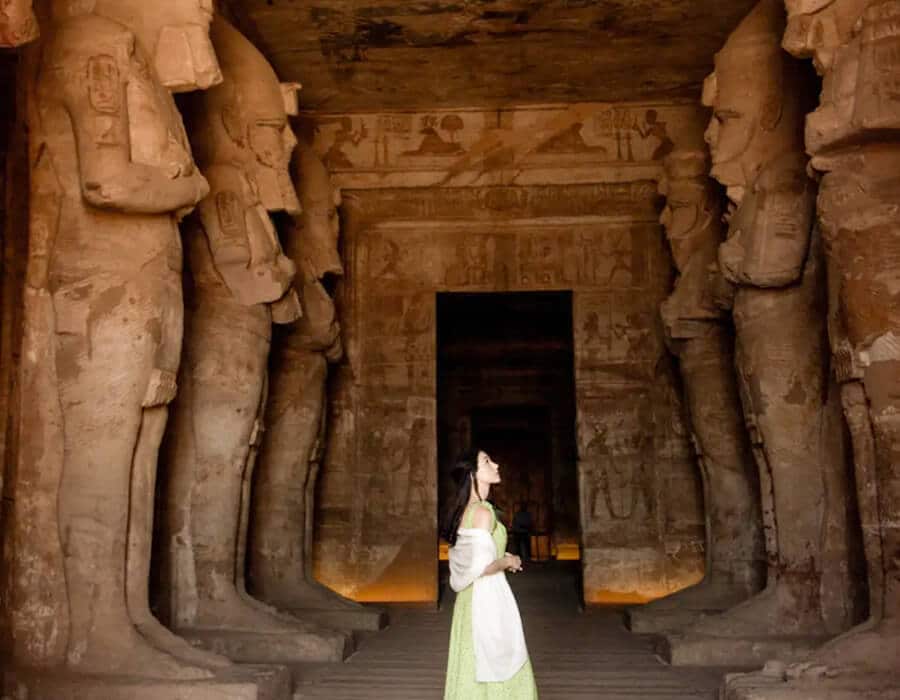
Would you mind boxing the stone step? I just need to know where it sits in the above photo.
[292,563,726,699]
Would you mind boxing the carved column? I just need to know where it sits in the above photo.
[628,150,765,635]
[664,0,862,669]
[160,15,350,665]
[0,2,298,698]
[248,141,386,632]
[726,2,900,695]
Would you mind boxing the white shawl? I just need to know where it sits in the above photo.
[449,527,528,682]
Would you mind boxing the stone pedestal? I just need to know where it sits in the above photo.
[3,664,292,700]
[294,605,388,633]
[722,671,900,700]
[178,628,353,665]
[628,581,754,634]
[659,633,828,668]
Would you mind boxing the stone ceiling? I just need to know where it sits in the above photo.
[229,0,758,112]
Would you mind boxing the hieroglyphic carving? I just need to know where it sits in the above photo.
[346,182,660,222]
[306,103,706,188]
[314,178,700,603]
[579,394,655,535]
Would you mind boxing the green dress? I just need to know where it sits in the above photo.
[444,502,539,699]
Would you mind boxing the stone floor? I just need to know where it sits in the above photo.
[292,562,727,699]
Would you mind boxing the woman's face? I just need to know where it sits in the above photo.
[475,451,501,486]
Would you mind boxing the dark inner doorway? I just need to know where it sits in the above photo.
[436,291,580,563]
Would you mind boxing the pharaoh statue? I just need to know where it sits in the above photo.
[628,150,765,635]
[2,0,248,689]
[664,0,861,668]
[160,15,350,664]
[725,2,900,695]
[0,0,37,45]
[248,141,386,631]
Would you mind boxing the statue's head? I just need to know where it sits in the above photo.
[192,16,301,214]
[86,0,220,92]
[293,142,343,278]
[783,0,868,73]
[658,149,721,272]
[1,0,38,47]
[703,0,808,203]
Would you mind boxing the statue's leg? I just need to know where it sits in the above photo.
[689,279,851,639]
[250,352,325,607]
[790,213,900,674]
[236,370,299,622]
[126,403,231,668]
[179,310,322,636]
[54,278,209,680]
[652,334,763,606]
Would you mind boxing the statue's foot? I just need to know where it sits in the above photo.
[785,619,900,678]
[133,613,232,669]
[638,578,753,614]
[687,585,827,638]
[67,623,213,680]
[192,586,318,635]
[259,579,363,612]
[236,582,303,623]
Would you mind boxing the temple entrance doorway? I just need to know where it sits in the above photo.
[436,291,581,593]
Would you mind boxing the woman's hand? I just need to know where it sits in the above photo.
[503,553,523,573]
[482,552,524,577]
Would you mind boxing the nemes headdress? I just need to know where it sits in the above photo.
[715,0,787,132]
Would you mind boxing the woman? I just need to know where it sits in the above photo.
[443,448,539,699]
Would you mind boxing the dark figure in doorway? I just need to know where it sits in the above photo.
[512,502,534,562]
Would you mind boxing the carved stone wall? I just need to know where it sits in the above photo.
[307,102,707,604]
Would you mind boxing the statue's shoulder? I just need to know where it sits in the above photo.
[50,13,133,51]
[43,13,136,84]
[755,152,812,195]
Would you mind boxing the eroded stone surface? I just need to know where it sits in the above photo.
[228,0,758,111]
[247,140,384,632]
[664,0,863,667]
[3,0,226,685]
[158,14,348,665]
[628,148,765,635]
[0,0,37,46]
[723,0,900,693]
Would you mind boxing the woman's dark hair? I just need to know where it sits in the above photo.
[440,447,483,547]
